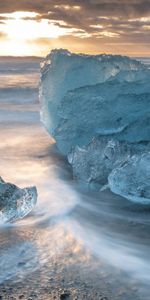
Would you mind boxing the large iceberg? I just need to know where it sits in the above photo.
[0,177,37,223]
[40,49,150,203]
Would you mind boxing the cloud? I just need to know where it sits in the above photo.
[0,0,150,16]
[0,0,150,56]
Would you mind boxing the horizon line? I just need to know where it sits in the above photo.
[0,54,150,59]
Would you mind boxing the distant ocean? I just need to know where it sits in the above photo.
[135,57,150,68]
[0,57,41,124]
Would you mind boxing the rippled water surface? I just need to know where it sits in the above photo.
[0,57,150,300]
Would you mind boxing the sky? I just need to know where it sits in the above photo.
[0,0,150,57]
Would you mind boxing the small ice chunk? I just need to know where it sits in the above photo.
[68,138,133,186]
[68,138,150,189]
[108,153,150,204]
[0,177,37,223]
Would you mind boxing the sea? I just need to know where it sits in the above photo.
[0,56,150,299]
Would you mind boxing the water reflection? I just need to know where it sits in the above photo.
[0,73,40,89]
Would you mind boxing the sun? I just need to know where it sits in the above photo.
[1,11,72,40]
[0,11,75,56]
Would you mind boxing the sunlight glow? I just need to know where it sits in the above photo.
[129,17,150,23]
[90,25,103,29]
[4,19,71,40]
[54,5,81,10]
[101,31,120,37]
[0,11,74,40]
[0,11,78,55]
[0,39,36,56]
[0,11,39,19]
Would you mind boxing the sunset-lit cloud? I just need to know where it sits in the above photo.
[0,0,149,56]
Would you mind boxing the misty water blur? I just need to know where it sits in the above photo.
[0,57,150,299]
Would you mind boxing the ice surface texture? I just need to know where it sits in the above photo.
[0,177,37,223]
[68,138,150,188]
[40,49,150,203]
[108,153,150,204]
[53,80,150,154]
